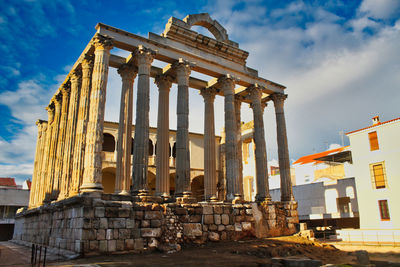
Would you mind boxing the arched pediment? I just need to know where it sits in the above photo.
[183,13,229,42]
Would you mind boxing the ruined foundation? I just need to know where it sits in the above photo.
[13,195,298,255]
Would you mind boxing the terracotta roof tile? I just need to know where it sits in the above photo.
[346,117,400,135]
[0,177,17,187]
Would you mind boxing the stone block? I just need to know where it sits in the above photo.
[195,207,203,215]
[116,239,125,251]
[242,222,252,231]
[221,214,230,225]
[189,215,202,223]
[82,207,94,218]
[125,239,134,250]
[214,214,221,225]
[221,231,227,240]
[218,225,225,231]
[95,207,105,218]
[133,238,144,251]
[141,220,150,227]
[183,223,203,237]
[213,206,223,214]
[97,229,105,240]
[356,250,370,265]
[204,214,214,224]
[99,240,107,252]
[209,224,217,231]
[175,207,188,215]
[118,208,130,218]
[141,228,162,238]
[202,205,213,215]
[203,225,208,231]
[114,229,119,239]
[111,218,126,228]
[234,223,242,232]
[119,229,130,239]
[89,240,99,250]
[134,211,143,219]
[106,229,113,240]
[105,207,118,217]
[235,215,244,222]
[99,218,108,229]
[108,240,116,252]
[208,232,220,241]
[126,219,135,229]
[151,219,162,228]
[148,238,159,248]
[144,211,162,220]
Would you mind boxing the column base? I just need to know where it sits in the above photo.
[209,196,218,202]
[232,194,243,204]
[80,182,103,193]
[256,195,272,203]
[176,191,196,204]
[118,190,130,196]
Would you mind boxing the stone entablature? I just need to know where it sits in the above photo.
[13,195,298,254]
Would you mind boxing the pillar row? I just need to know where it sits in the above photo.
[115,63,137,195]
[200,87,218,201]
[155,74,173,198]
[81,34,113,193]
[132,46,155,196]
[271,93,293,202]
[248,85,271,202]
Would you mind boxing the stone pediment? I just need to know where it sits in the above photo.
[162,13,249,65]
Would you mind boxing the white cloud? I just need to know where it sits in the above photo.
[359,0,400,19]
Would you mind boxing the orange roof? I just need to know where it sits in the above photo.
[26,180,32,190]
[0,177,17,187]
[346,117,400,135]
[293,146,349,165]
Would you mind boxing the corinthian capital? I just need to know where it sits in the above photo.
[81,54,94,70]
[70,68,82,83]
[118,63,137,81]
[172,58,194,83]
[219,74,238,96]
[60,81,71,97]
[270,93,287,108]
[200,87,218,103]
[154,74,173,91]
[247,84,264,101]
[135,45,156,66]
[92,33,113,51]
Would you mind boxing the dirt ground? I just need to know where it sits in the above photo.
[1,237,400,267]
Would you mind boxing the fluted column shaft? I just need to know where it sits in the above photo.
[81,34,113,193]
[41,104,55,203]
[29,120,45,208]
[155,75,173,197]
[271,93,293,202]
[61,71,81,198]
[174,61,191,197]
[54,84,70,200]
[220,76,239,202]
[34,121,47,206]
[70,56,94,197]
[132,46,155,195]
[115,64,137,195]
[38,119,50,206]
[249,86,270,201]
[201,88,217,200]
[46,95,62,201]
[235,98,244,197]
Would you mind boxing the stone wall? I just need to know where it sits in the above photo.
[13,194,298,255]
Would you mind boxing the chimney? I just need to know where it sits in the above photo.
[372,116,380,125]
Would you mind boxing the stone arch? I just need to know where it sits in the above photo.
[102,167,116,194]
[191,175,204,202]
[183,13,229,42]
[102,133,115,152]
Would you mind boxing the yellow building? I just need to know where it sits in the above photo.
[346,116,400,230]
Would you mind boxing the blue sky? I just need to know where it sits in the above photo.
[1,0,399,184]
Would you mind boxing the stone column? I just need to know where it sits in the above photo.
[42,103,55,203]
[81,34,113,193]
[37,120,49,206]
[235,97,244,198]
[174,60,192,198]
[220,75,240,202]
[248,86,271,202]
[200,88,218,201]
[132,46,155,196]
[46,93,62,201]
[70,55,94,196]
[115,64,137,195]
[54,83,70,200]
[60,70,81,198]
[29,120,45,208]
[155,74,173,199]
[271,93,293,202]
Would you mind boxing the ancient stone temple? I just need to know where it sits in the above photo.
[13,13,298,254]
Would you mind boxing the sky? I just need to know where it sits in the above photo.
[0,0,399,184]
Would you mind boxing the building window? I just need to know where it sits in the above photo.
[370,162,387,189]
[368,131,379,151]
[378,200,390,221]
